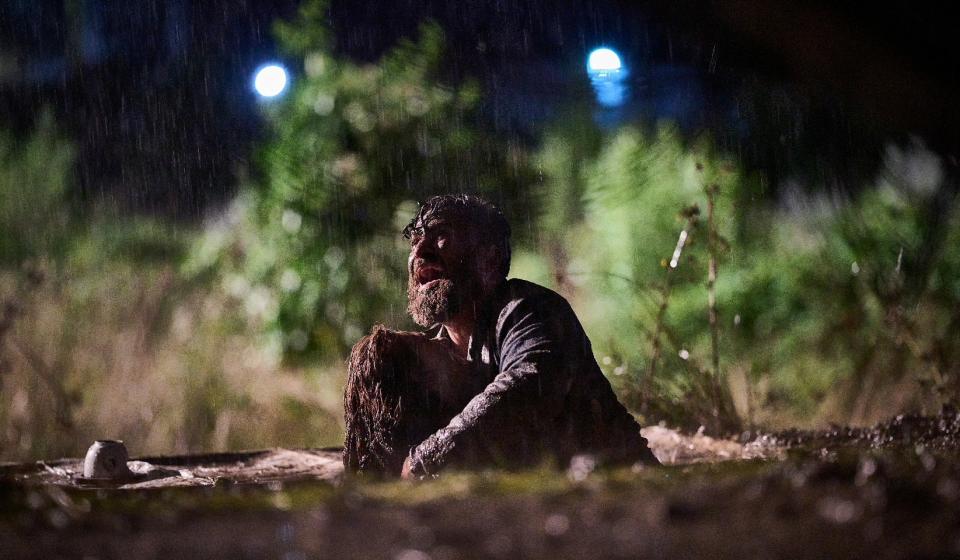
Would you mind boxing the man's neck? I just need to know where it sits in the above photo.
[442,311,474,358]
[441,280,502,358]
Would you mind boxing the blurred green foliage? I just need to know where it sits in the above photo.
[0,118,343,462]
[522,126,958,430]
[186,0,537,363]
[0,110,74,265]
[519,125,745,430]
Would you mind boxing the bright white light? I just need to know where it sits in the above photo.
[587,47,628,107]
[253,64,288,98]
[587,48,622,73]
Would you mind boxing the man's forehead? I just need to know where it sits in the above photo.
[422,217,450,228]
[416,208,470,228]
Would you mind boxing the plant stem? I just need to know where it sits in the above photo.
[647,209,698,393]
[706,184,721,405]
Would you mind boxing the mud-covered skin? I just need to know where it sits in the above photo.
[407,278,659,477]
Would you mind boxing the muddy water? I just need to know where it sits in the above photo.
[2,411,960,559]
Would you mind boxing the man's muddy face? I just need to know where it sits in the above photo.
[406,216,479,327]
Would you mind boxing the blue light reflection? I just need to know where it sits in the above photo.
[587,47,627,107]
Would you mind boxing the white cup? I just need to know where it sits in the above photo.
[83,440,133,479]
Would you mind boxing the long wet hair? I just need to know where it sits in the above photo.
[344,326,463,476]
[343,326,413,475]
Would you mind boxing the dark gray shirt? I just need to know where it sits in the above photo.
[409,278,657,476]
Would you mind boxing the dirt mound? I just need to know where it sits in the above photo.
[5,410,960,490]
[761,407,960,452]
[1,448,344,489]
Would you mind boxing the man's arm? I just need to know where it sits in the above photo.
[407,294,578,477]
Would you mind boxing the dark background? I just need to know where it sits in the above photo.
[1,0,957,218]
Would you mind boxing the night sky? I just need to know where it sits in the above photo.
[1,0,956,218]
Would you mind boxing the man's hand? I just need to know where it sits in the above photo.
[401,456,415,480]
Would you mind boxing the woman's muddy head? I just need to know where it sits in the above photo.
[343,326,415,475]
[343,326,468,476]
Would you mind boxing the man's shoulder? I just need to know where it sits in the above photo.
[495,278,579,326]
[492,278,592,362]
[501,278,569,307]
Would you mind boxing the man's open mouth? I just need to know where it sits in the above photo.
[415,263,447,288]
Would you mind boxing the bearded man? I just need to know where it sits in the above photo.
[344,194,658,478]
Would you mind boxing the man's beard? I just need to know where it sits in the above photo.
[407,277,461,328]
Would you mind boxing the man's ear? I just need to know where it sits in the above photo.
[477,244,498,268]
[476,244,501,288]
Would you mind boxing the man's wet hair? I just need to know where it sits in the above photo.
[403,194,512,278]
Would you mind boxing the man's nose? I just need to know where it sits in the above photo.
[410,236,435,260]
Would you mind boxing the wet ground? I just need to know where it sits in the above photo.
[2,411,960,559]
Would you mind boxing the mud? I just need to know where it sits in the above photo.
[765,407,960,452]
[1,448,345,490]
[2,412,960,559]
[0,423,767,490]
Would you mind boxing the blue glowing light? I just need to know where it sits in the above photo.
[586,48,627,107]
[587,48,622,73]
[253,64,288,98]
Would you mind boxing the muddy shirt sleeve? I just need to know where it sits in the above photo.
[408,294,579,476]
